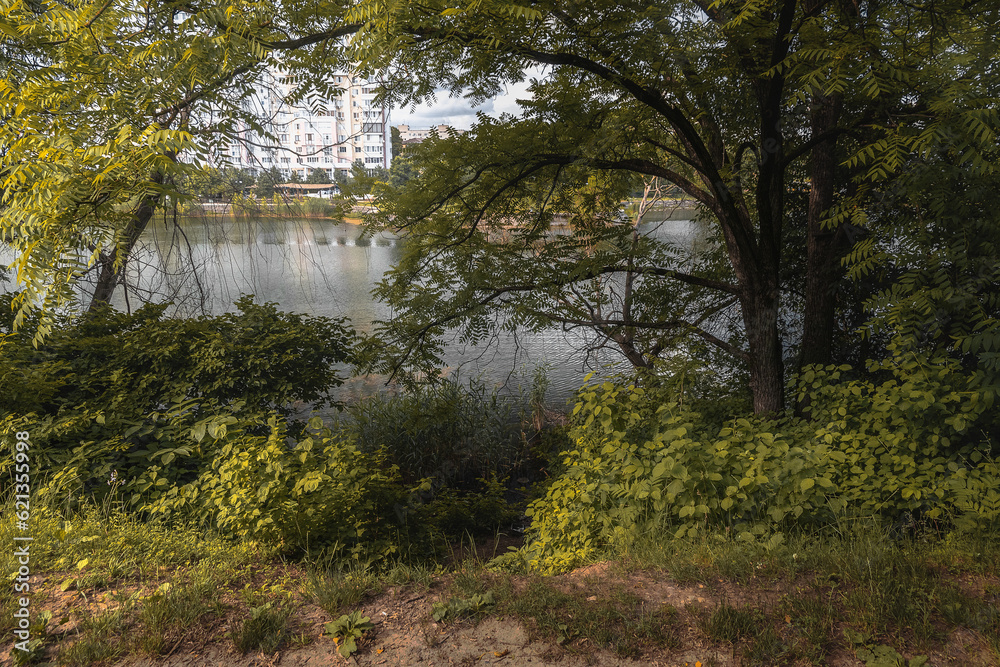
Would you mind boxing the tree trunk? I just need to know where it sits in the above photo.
[799,93,844,369]
[87,173,164,313]
[740,268,785,413]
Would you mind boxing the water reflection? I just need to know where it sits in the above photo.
[2,215,711,406]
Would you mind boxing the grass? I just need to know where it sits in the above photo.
[305,566,380,617]
[231,603,293,654]
[450,574,684,659]
[700,603,765,643]
[2,493,998,666]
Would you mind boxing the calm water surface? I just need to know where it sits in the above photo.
[4,214,710,406]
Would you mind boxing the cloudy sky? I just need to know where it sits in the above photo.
[388,78,535,131]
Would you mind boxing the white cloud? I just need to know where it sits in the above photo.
[389,77,536,131]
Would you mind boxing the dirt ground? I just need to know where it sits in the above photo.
[112,563,734,667]
[4,560,996,667]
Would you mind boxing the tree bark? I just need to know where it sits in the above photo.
[799,92,844,370]
[87,172,164,313]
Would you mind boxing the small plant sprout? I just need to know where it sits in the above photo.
[324,611,375,659]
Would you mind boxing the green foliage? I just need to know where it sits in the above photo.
[324,611,374,659]
[0,297,355,505]
[855,155,1000,375]
[231,602,292,654]
[430,591,495,622]
[254,166,285,199]
[509,355,1000,573]
[0,0,296,332]
[306,167,332,184]
[844,629,929,667]
[138,416,408,559]
[342,379,523,487]
[0,295,354,417]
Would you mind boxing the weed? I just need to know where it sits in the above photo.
[57,604,132,667]
[742,624,790,666]
[135,577,221,654]
[324,611,375,658]
[10,611,51,666]
[381,561,434,589]
[503,580,680,658]
[231,602,292,654]
[783,587,837,662]
[431,591,495,622]
[701,603,765,643]
[305,567,377,617]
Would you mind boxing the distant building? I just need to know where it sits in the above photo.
[274,183,340,198]
[219,71,392,180]
[395,124,465,143]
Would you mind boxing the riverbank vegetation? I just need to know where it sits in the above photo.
[2,0,1000,664]
[2,293,999,663]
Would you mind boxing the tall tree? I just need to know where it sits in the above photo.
[347,0,998,412]
[0,0,359,335]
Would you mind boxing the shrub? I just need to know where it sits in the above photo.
[0,297,356,504]
[136,416,410,560]
[342,379,524,487]
[509,353,1000,573]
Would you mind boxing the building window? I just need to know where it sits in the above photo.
[339,146,347,153]
[294,135,300,142]
[306,134,313,141]
[308,157,319,163]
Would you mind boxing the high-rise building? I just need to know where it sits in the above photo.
[221,71,392,181]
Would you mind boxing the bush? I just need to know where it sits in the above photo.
[142,416,408,559]
[0,297,356,505]
[342,379,524,487]
[509,353,1000,573]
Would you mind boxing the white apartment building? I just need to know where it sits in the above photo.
[396,124,465,142]
[220,71,392,181]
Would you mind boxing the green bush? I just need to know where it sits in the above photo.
[342,379,524,487]
[135,416,409,560]
[0,297,355,504]
[509,353,1000,573]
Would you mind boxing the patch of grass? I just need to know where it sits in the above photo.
[502,580,681,658]
[135,570,223,655]
[305,567,379,617]
[783,586,838,663]
[57,602,133,667]
[743,624,791,666]
[700,603,765,643]
[1,499,267,592]
[381,561,435,589]
[231,602,292,654]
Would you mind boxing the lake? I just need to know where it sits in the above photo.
[3,212,710,406]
